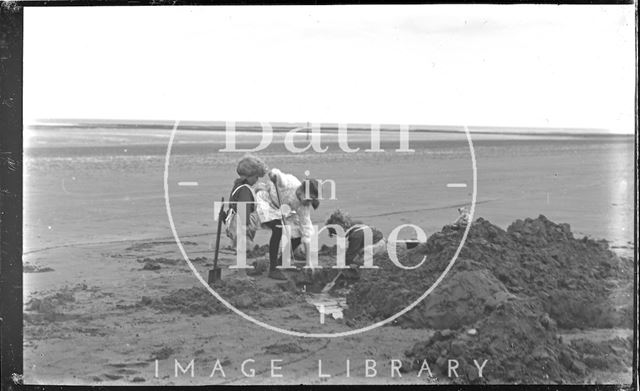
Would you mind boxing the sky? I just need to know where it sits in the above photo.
[24,5,635,133]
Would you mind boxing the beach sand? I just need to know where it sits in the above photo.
[22,128,634,384]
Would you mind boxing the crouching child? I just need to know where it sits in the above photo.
[324,209,386,271]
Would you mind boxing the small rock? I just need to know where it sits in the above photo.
[467,328,477,336]
[131,377,145,383]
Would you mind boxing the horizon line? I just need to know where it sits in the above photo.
[28,117,633,137]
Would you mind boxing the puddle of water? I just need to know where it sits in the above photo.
[306,293,348,320]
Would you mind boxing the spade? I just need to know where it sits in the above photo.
[208,197,225,284]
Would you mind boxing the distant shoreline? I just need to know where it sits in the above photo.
[27,119,631,139]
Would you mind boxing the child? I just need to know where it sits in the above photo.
[324,209,385,268]
[224,155,268,250]
[253,168,320,280]
[451,206,470,230]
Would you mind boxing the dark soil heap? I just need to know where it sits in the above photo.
[345,215,632,330]
[344,215,633,383]
[404,298,583,384]
[403,298,634,384]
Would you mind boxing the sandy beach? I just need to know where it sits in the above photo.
[22,127,634,385]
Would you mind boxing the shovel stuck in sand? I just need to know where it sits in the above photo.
[321,271,343,293]
[208,197,225,284]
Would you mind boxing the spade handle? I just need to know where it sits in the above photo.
[213,197,225,269]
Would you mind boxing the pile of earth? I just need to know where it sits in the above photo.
[24,290,76,323]
[345,215,633,330]
[137,278,306,316]
[342,215,633,383]
[24,284,94,324]
[402,297,632,384]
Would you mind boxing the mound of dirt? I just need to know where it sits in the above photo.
[138,279,304,316]
[345,215,633,330]
[404,298,585,384]
[400,269,517,329]
[24,288,81,324]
